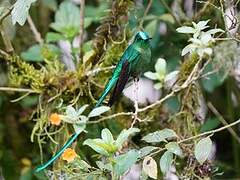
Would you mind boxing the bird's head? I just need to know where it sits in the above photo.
[134,31,152,42]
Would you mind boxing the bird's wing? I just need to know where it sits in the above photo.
[108,61,131,106]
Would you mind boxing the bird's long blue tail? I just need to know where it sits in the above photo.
[34,132,80,172]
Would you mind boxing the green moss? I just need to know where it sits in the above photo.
[178,53,198,84]
[8,56,44,91]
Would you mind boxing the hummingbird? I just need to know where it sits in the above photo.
[95,31,152,107]
[34,31,152,172]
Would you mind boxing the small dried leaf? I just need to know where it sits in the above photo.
[143,156,158,179]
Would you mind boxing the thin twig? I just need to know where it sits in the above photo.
[27,16,43,44]
[0,87,40,93]
[10,92,31,102]
[139,0,153,29]
[0,6,13,25]
[79,0,85,61]
[207,102,240,144]
[86,66,115,76]
[87,112,133,124]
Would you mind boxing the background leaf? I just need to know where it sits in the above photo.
[194,137,212,164]
[115,128,140,148]
[165,142,182,156]
[83,139,110,156]
[88,106,110,118]
[113,150,139,176]
[21,45,43,62]
[139,146,158,158]
[142,129,178,143]
[101,128,114,144]
[159,151,173,174]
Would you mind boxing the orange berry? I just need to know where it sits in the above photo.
[49,113,61,126]
[62,148,77,162]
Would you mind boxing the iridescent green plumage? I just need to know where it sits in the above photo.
[96,31,152,107]
[34,31,152,172]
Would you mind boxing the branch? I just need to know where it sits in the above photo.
[79,0,85,61]
[0,87,40,93]
[0,6,13,25]
[87,112,133,124]
[139,0,152,29]
[207,102,240,144]
[27,16,43,44]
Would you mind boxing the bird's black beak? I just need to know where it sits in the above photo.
[148,37,152,40]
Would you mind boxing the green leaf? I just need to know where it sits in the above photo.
[206,28,224,35]
[88,106,110,118]
[101,128,114,144]
[77,160,92,170]
[194,137,212,164]
[113,150,139,176]
[11,0,36,26]
[159,14,175,24]
[96,161,113,171]
[144,71,157,80]
[200,118,221,133]
[77,104,89,115]
[142,129,178,143]
[65,105,77,119]
[165,142,182,156]
[145,19,158,37]
[46,32,65,43]
[155,58,167,76]
[154,82,162,89]
[73,121,86,134]
[115,128,140,148]
[50,2,92,39]
[142,156,158,179]
[50,1,80,38]
[83,139,110,156]
[21,44,43,62]
[159,151,173,174]
[176,26,195,34]
[139,146,158,158]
